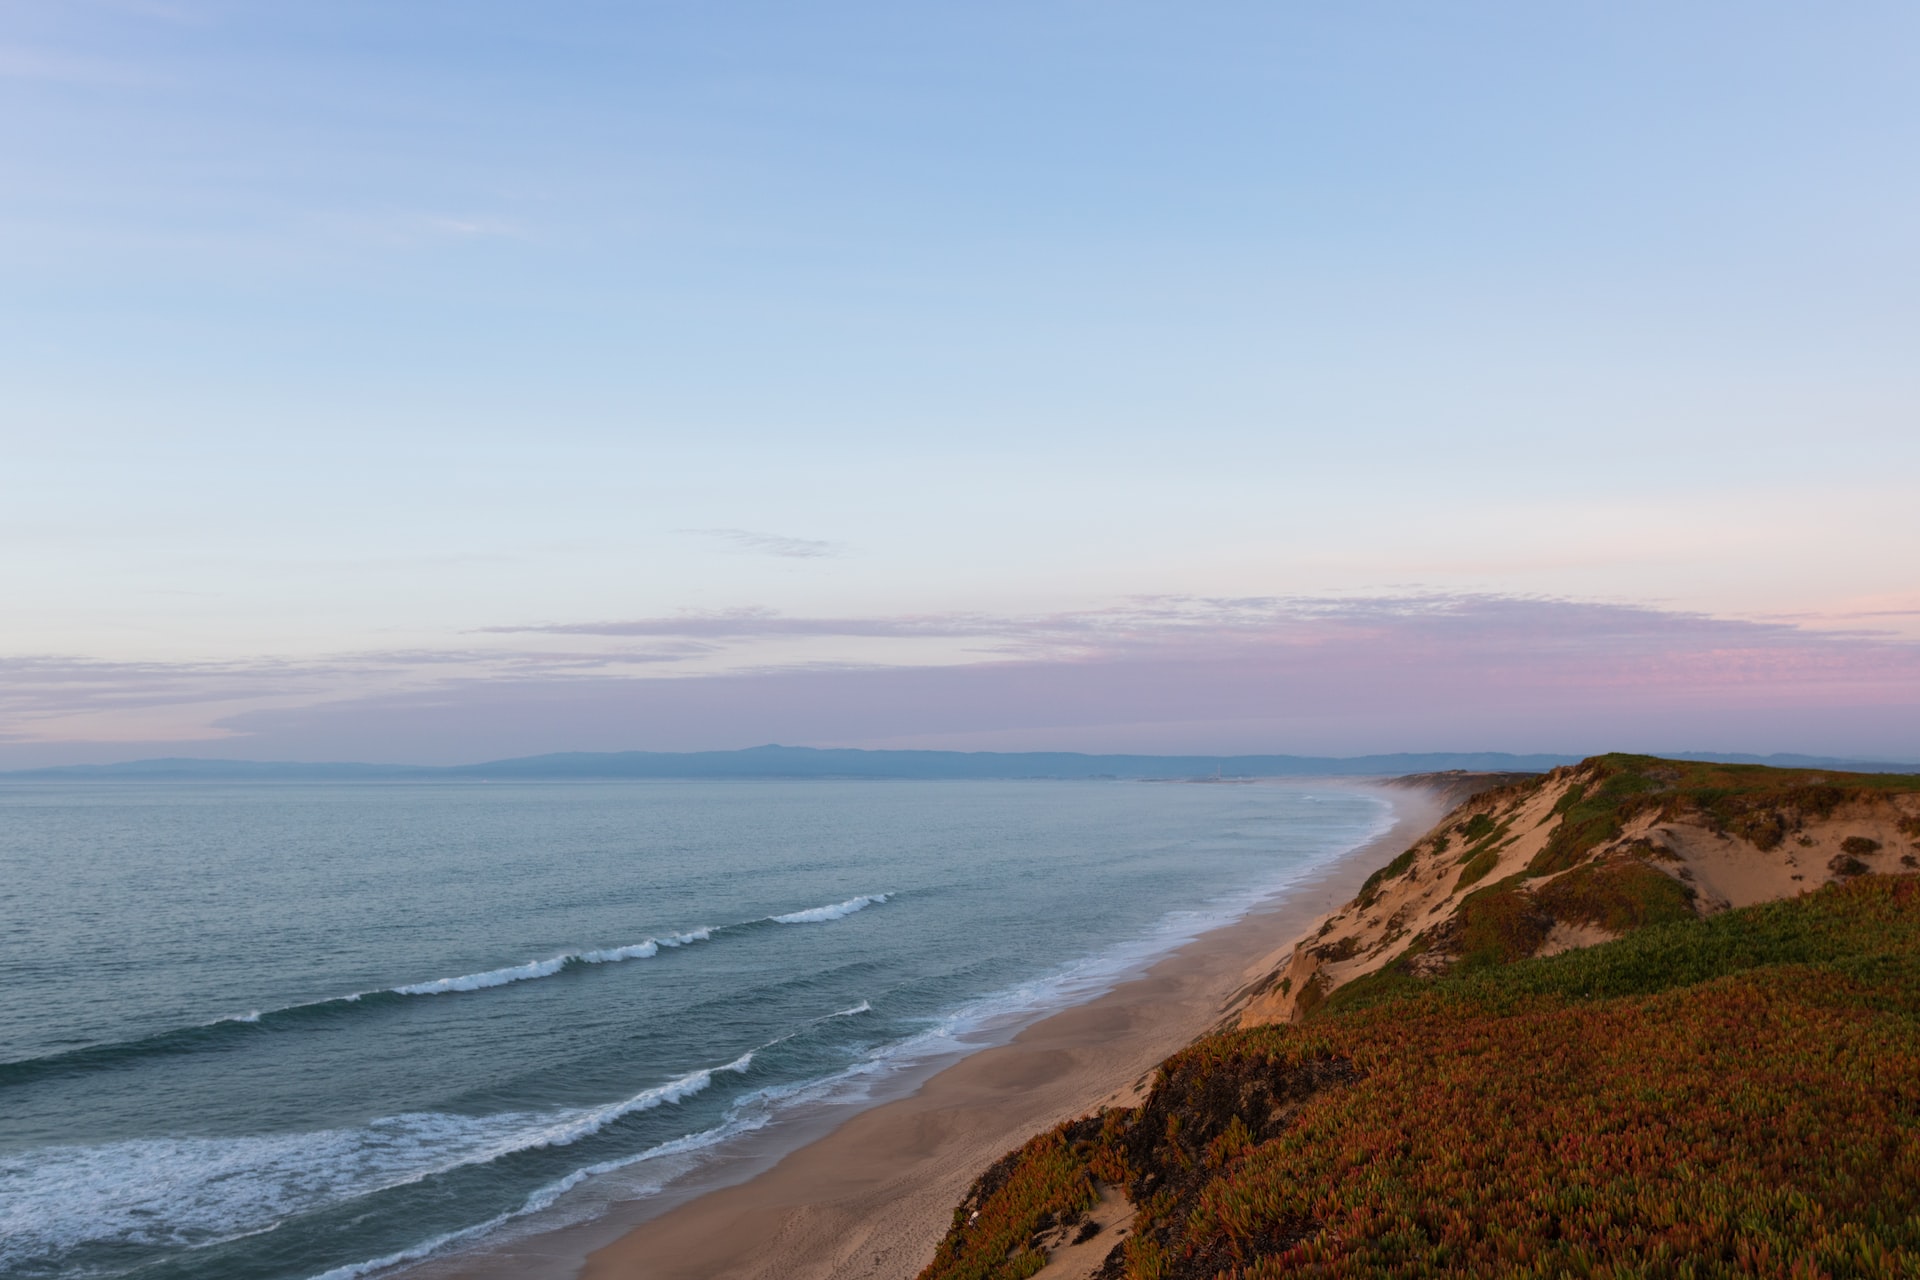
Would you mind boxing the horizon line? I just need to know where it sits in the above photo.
[7,744,1918,780]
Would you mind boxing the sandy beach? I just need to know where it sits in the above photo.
[419,780,1446,1280]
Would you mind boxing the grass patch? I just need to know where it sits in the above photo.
[1457,812,1497,842]
[1314,938,1428,1017]
[1451,845,1500,892]
[1449,878,1551,967]
[920,1121,1103,1280]
[1356,847,1419,909]
[1527,754,1920,876]
[1532,858,1696,935]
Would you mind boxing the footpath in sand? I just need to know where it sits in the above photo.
[415,781,1449,1280]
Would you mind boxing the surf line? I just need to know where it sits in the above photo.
[0,894,896,1087]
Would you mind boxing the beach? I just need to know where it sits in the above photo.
[420,781,1447,1280]
[4,778,1401,1280]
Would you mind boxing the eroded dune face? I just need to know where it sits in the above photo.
[1233,756,1920,1026]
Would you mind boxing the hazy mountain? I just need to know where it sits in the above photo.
[7,745,1914,781]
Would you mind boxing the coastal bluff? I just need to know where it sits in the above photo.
[918,755,1920,1280]
[1230,755,1920,1027]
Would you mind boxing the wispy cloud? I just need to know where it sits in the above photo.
[479,593,1868,666]
[418,215,525,239]
[680,528,841,559]
[85,0,208,23]
[7,594,1920,764]
[482,606,998,640]
[0,44,157,86]
[0,642,708,746]
[306,210,530,249]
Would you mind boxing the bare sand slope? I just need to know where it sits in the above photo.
[562,784,1450,1280]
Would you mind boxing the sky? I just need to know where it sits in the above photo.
[4,1,1919,766]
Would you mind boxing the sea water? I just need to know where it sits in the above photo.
[0,778,1389,1280]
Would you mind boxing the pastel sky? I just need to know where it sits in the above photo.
[5,2,1918,766]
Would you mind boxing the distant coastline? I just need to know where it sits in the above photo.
[8,743,1917,781]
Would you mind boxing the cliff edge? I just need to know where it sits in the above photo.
[917,755,1920,1280]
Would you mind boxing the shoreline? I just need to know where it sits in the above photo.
[413,779,1447,1280]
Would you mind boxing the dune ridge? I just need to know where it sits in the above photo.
[1232,754,1920,1027]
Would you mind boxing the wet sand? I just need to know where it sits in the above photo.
[418,781,1446,1280]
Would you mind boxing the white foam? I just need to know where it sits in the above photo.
[771,893,888,924]
[518,1051,753,1151]
[0,1054,755,1274]
[749,793,1400,1101]
[0,1114,532,1269]
[307,1211,517,1280]
[577,927,710,965]
[306,1092,781,1280]
[196,895,895,1032]
[390,928,713,997]
[391,955,571,996]
[51,925,718,1064]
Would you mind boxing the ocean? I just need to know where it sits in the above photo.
[0,778,1390,1280]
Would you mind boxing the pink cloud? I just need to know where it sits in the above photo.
[480,606,1009,641]
[5,594,1918,766]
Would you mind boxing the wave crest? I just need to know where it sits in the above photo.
[8,893,897,1088]
[771,894,888,924]
[0,1053,757,1274]
[394,929,713,996]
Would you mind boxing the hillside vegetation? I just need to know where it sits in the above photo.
[918,756,1920,1280]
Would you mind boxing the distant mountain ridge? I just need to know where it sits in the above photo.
[7,744,1915,781]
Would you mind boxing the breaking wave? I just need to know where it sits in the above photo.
[0,929,715,1088]
[0,1052,757,1276]
[771,894,889,924]
[0,894,893,1090]
[391,929,712,996]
